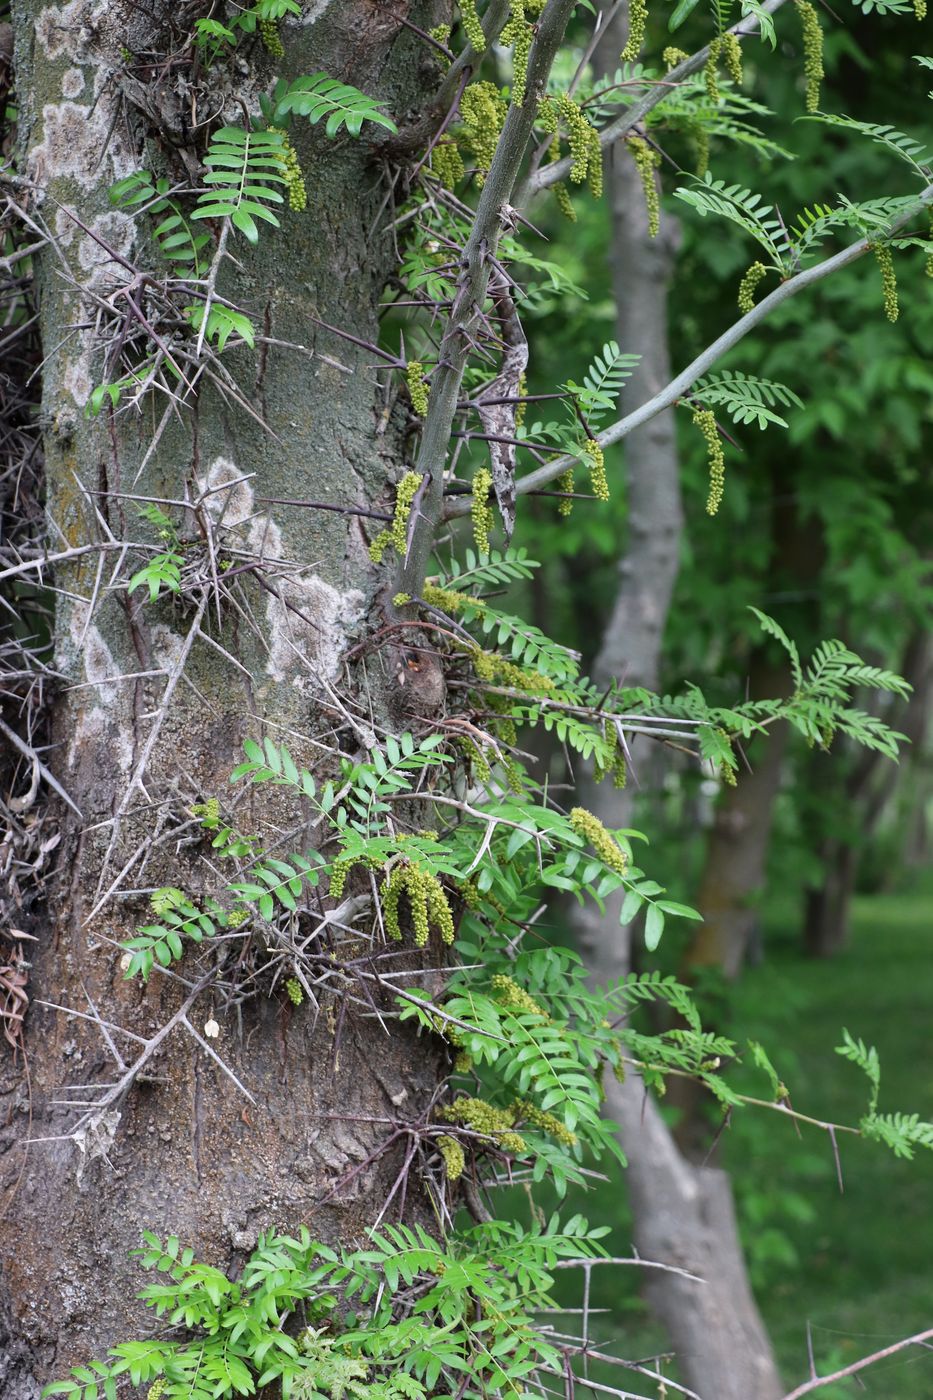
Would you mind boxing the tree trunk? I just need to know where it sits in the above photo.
[804,627,933,955]
[570,21,783,1391]
[0,3,447,1386]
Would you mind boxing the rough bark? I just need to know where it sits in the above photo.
[0,0,449,1384]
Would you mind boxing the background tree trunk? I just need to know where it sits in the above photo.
[570,20,784,1390]
[0,2,448,1386]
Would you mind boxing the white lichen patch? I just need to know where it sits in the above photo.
[148,624,186,672]
[36,0,115,62]
[61,67,85,98]
[67,702,133,775]
[196,456,255,529]
[30,99,135,190]
[262,568,364,684]
[63,354,93,408]
[69,603,122,704]
[76,212,136,286]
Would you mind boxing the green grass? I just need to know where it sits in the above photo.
[724,885,933,1397]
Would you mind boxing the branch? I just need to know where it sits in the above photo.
[780,1327,933,1399]
[446,184,933,515]
[396,0,580,598]
[526,0,788,196]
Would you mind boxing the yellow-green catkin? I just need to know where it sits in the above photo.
[594,723,627,789]
[259,18,284,57]
[621,0,647,62]
[556,466,575,516]
[584,438,609,501]
[554,179,576,221]
[382,863,455,946]
[914,0,927,17]
[460,81,507,181]
[511,1099,578,1147]
[872,243,899,322]
[471,645,555,694]
[628,135,661,238]
[586,127,603,199]
[556,94,596,184]
[269,128,306,210]
[705,37,721,104]
[471,467,494,554]
[796,1,824,114]
[663,46,689,69]
[406,359,429,416]
[437,1134,465,1181]
[459,0,486,51]
[431,136,465,188]
[423,582,485,613]
[440,1097,526,1154]
[147,1382,168,1400]
[430,23,452,49]
[570,807,629,876]
[692,407,725,515]
[515,371,527,430]
[692,123,710,178]
[722,32,743,86]
[502,1,533,107]
[492,972,549,1018]
[392,469,423,552]
[926,213,933,278]
[738,261,768,314]
[285,977,303,1005]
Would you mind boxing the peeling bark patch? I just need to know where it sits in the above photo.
[31,100,134,189]
[61,66,85,98]
[63,356,92,408]
[197,457,254,528]
[260,566,364,685]
[76,213,136,285]
[68,606,121,703]
[36,0,110,61]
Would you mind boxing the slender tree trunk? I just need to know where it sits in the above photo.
[0,3,447,1386]
[804,628,933,955]
[571,19,783,1392]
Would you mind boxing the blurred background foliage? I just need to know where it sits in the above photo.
[440,6,932,1394]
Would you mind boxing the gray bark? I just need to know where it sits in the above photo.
[0,0,449,1382]
[570,18,783,1394]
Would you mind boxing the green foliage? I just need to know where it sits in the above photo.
[270,74,398,135]
[192,126,289,243]
[110,171,210,276]
[690,370,804,429]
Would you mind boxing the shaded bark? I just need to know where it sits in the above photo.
[0,0,448,1380]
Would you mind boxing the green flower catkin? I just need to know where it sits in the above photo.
[471,467,494,554]
[556,94,596,184]
[620,0,647,63]
[502,2,533,107]
[557,466,575,515]
[570,807,629,876]
[872,243,899,322]
[368,470,423,563]
[796,1,824,114]
[737,261,768,314]
[692,407,725,515]
[662,46,689,69]
[585,439,609,502]
[460,81,506,181]
[431,136,465,189]
[459,0,486,52]
[406,359,429,416]
[285,977,303,1005]
[722,32,743,86]
[259,18,284,57]
[628,135,661,238]
[437,1134,465,1180]
[270,128,306,211]
[440,1097,526,1154]
[705,38,721,104]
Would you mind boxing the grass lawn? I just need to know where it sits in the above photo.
[724,883,933,1397]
